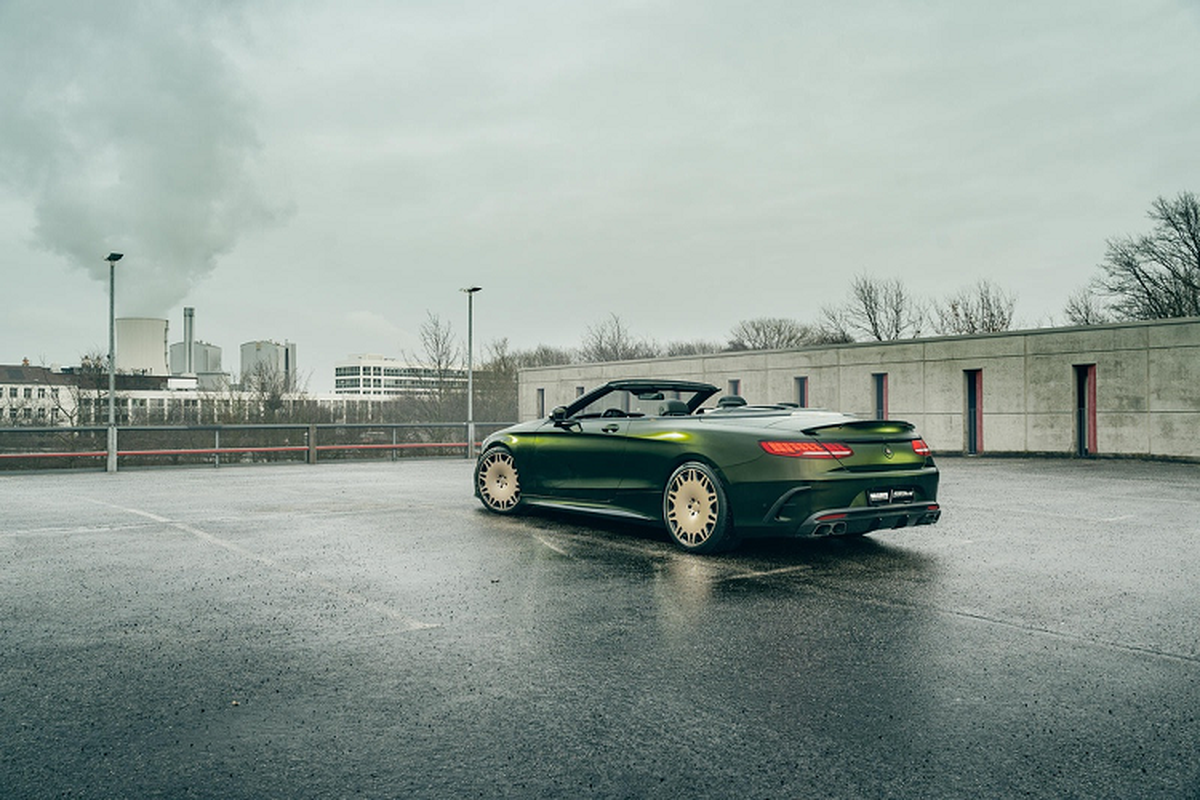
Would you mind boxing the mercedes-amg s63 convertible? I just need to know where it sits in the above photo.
[474,379,941,553]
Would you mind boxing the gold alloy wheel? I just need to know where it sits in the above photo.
[665,465,720,547]
[478,449,521,512]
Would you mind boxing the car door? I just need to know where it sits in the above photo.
[529,416,632,504]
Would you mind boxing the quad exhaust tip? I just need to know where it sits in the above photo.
[810,504,940,536]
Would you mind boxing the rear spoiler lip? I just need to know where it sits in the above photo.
[802,419,916,436]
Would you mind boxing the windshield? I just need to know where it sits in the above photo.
[572,387,705,419]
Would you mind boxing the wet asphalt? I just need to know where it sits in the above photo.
[2,456,1198,799]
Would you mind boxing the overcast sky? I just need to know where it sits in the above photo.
[2,0,1198,393]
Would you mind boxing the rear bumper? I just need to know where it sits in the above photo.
[794,502,942,537]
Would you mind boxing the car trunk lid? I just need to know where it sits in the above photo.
[797,419,926,470]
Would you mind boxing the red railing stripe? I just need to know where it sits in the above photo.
[314,442,465,451]
[0,451,106,460]
[0,442,472,460]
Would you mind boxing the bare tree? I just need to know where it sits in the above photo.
[473,338,578,423]
[824,275,926,341]
[663,339,725,356]
[1063,285,1114,326]
[579,314,660,362]
[814,307,855,344]
[933,280,1017,335]
[519,344,575,367]
[474,338,520,424]
[418,312,462,382]
[727,317,815,350]
[405,312,465,423]
[1097,192,1200,320]
[241,360,308,422]
[67,351,112,425]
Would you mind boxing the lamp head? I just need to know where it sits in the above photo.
[105,253,124,263]
[461,286,482,294]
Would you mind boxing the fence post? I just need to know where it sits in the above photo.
[214,429,221,468]
[107,425,118,473]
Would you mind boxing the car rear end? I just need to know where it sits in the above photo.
[726,416,941,538]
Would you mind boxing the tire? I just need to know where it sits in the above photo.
[663,461,738,553]
[476,448,523,514]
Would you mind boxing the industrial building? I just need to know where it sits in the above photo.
[333,354,467,398]
[519,317,1200,460]
[115,318,169,376]
[0,306,311,425]
[169,308,229,390]
[0,363,377,426]
[241,340,297,390]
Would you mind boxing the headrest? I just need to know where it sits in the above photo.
[657,399,689,416]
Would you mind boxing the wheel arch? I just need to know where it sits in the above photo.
[662,451,732,490]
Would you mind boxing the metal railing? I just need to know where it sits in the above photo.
[0,421,514,471]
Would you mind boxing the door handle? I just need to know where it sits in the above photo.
[601,424,620,433]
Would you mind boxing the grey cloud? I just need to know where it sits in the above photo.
[0,1,288,315]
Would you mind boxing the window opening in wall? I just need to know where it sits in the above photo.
[576,386,585,397]
[794,376,808,408]
[727,379,741,397]
[1074,364,1097,456]
[872,373,888,420]
[965,369,983,455]
[536,388,545,418]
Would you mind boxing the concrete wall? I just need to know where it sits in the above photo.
[519,318,1200,459]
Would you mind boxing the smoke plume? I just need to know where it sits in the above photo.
[0,1,286,314]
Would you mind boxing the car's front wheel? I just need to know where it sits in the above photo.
[663,461,737,553]
[476,447,523,514]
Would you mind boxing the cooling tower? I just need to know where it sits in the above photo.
[115,318,169,376]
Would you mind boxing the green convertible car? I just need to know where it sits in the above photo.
[474,379,941,553]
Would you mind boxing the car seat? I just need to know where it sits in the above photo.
[657,399,690,416]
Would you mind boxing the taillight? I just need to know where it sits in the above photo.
[911,439,931,456]
[760,441,854,459]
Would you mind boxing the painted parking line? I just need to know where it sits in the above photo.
[84,499,439,632]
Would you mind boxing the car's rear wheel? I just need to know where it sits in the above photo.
[476,448,523,514]
[663,461,737,553]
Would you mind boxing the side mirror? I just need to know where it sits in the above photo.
[550,406,579,429]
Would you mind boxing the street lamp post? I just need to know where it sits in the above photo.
[105,252,123,473]
[462,286,482,458]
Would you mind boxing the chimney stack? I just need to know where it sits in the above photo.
[183,307,195,375]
